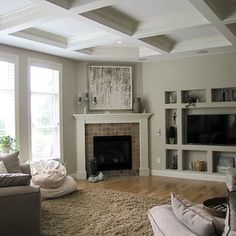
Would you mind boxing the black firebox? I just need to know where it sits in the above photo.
[93,135,132,171]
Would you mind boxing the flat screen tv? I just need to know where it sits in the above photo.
[187,114,236,145]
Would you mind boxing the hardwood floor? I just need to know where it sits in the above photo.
[77,176,227,203]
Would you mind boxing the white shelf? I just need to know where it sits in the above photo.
[165,102,236,109]
[164,86,236,181]
[181,145,236,152]
[165,144,179,149]
[152,169,226,182]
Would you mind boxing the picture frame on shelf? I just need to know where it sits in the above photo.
[88,65,132,110]
[216,156,235,173]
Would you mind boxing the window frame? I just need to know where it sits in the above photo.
[0,52,19,143]
[28,58,63,162]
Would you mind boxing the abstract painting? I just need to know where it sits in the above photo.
[89,66,132,110]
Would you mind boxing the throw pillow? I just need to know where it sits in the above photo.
[0,173,31,187]
[222,191,236,236]
[171,192,217,236]
[0,151,21,173]
[226,168,236,191]
[0,160,8,173]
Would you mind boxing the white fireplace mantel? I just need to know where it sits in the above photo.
[73,113,152,179]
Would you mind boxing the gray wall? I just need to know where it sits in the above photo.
[142,52,236,171]
[0,44,142,174]
[0,44,78,174]
[2,42,235,174]
[75,61,143,113]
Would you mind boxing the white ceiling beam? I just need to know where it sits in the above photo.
[0,4,61,36]
[70,0,126,14]
[89,46,139,58]
[24,0,168,54]
[139,35,175,53]
[134,13,209,39]
[11,28,67,48]
[187,0,236,45]
[67,31,120,50]
[75,48,93,55]
[172,35,231,53]
[81,7,138,36]
[80,8,169,54]
[45,0,72,9]
[223,13,236,25]
[139,47,161,58]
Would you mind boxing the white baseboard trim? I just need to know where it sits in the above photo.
[139,168,150,176]
[76,171,87,180]
[151,169,226,182]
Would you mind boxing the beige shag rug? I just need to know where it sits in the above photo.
[42,187,169,236]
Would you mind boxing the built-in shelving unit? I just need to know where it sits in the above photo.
[163,87,236,181]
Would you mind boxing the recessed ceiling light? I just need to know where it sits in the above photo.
[197,50,208,54]
[117,41,123,45]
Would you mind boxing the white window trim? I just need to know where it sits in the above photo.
[27,58,63,162]
[0,52,19,144]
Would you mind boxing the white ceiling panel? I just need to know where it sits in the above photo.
[167,25,222,42]
[0,0,235,61]
[0,0,33,16]
[113,0,207,22]
[36,17,102,37]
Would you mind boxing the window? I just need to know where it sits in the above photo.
[0,58,16,138]
[30,63,61,160]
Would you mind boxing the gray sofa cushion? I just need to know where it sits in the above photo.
[148,205,198,236]
[0,173,31,187]
[171,192,217,236]
[0,151,21,173]
[223,191,236,236]
[0,160,7,173]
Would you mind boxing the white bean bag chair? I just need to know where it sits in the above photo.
[30,159,66,188]
[31,175,77,199]
[30,160,77,199]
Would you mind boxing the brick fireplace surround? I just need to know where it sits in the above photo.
[73,113,152,179]
[86,123,139,177]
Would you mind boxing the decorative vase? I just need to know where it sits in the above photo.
[195,160,205,172]
[170,154,177,169]
[169,138,175,144]
[133,98,142,113]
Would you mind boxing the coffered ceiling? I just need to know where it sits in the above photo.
[0,0,236,62]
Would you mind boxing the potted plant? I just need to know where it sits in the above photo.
[168,126,176,144]
[0,135,15,153]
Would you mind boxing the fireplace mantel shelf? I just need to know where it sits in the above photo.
[73,113,152,179]
[73,113,152,123]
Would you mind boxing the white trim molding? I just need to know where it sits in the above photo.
[151,169,226,182]
[73,113,152,179]
[0,52,19,146]
[27,58,63,162]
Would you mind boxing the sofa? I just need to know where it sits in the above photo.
[0,152,41,236]
[148,168,236,236]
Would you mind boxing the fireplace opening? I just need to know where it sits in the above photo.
[93,135,132,171]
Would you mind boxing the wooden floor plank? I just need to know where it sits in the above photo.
[77,176,227,203]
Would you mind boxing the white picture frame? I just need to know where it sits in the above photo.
[89,66,132,110]
[217,155,235,173]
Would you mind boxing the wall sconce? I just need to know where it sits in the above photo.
[84,89,89,101]
[92,96,97,104]
[77,92,82,104]
[77,90,97,105]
